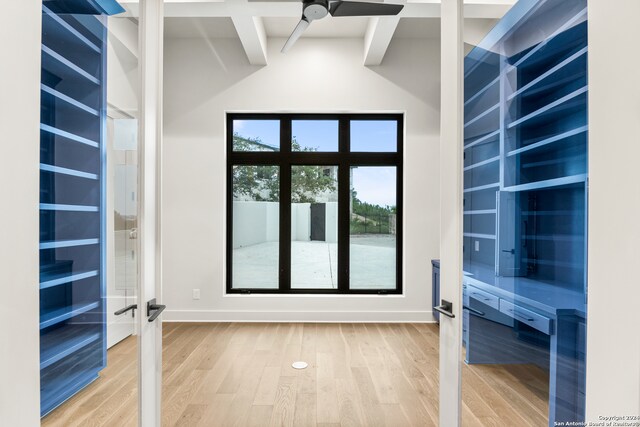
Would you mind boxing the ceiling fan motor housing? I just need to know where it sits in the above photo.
[303,0,329,20]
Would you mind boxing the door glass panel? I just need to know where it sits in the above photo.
[40,6,140,424]
[232,165,280,289]
[292,120,339,152]
[291,165,338,289]
[110,118,138,345]
[349,166,397,289]
[460,1,588,425]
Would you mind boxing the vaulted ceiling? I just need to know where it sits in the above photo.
[119,0,513,65]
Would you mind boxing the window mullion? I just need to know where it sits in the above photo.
[337,118,350,293]
[279,118,292,292]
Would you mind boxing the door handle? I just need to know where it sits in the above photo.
[114,304,137,316]
[502,249,515,254]
[147,298,166,322]
[433,299,455,318]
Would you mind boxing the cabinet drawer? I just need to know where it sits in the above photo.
[466,285,500,310]
[499,300,553,335]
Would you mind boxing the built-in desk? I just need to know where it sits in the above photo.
[462,261,586,425]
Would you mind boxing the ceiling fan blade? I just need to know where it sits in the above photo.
[281,18,310,53]
[329,1,404,17]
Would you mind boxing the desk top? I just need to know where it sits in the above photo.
[462,262,586,318]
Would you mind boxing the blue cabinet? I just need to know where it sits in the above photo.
[39,0,123,417]
[463,0,588,425]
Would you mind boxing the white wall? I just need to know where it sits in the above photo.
[325,202,338,244]
[163,35,441,321]
[107,18,139,117]
[0,1,42,424]
[232,201,279,248]
[586,0,640,420]
[291,203,310,242]
[235,201,338,246]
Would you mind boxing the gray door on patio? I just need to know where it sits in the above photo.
[310,203,326,241]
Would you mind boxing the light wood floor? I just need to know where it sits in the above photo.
[41,322,548,426]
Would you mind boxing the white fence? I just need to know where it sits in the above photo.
[233,201,337,249]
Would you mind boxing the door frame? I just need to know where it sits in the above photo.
[137,0,164,425]
[438,0,464,425]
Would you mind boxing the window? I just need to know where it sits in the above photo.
[227,114,403,294]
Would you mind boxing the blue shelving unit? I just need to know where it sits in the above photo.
[463,0,588,425]
[39,0,123,417]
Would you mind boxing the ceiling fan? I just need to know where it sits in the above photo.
[282,0,404,53]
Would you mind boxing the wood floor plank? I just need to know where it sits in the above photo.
[165,323,225,386]
[100,393,137,427]
[74,376,137,427]
[219,348,269,426]
[190,328,249,406]
[297,325,318,395]
[196,323,235,371]
[315,352,340,424]
[174,403,207,427]
[292,392,317,427]
[335,378,365,427]
[351,366,387,427]
[462,361,532,426]
[362,324,398,405]
[162,369,211,426]
[268,376,298,427]
[244,405,274,427]
[253,366,282,406]
[197,393,236,427]
[382,403,412,427]
[41,322,550,427]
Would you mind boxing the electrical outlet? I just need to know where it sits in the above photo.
[474,240,480,252]
[192,289,201,300]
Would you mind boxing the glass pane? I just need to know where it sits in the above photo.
[291,165,338,289]
[349,166,397,289]
[40,7,140,423]
[350,120,397,152]
[232,119,280,151]
[292,120,339,152]
[461,1,588,425]
[232,165,280,289]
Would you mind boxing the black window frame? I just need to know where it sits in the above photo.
[226,113,403,294]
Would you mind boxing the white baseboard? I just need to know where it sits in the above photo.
[162,309,436,323]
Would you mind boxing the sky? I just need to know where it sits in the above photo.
[234,119,397,153]
[233,119,397,207]
[352,166,396,208]
[233,120,280,149]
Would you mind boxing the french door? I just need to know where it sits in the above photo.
[36,0,163,424]
[439,0,591,426]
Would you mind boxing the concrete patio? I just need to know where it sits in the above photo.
[232,235,396,290]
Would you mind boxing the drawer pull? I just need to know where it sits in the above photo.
[509,309,534,322]
[470,292,490,301]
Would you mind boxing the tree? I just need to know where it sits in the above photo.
[350,188,396,234]
[232,134,336,203]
